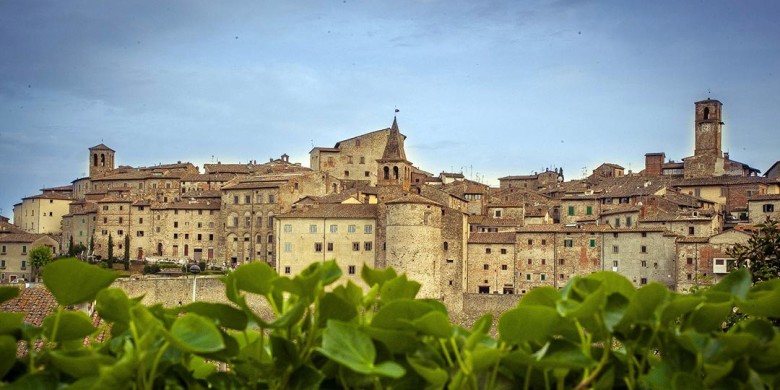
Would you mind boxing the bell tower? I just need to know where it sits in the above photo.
[694,99,723,158]
[88,143,115,178]
[376,117,412,192]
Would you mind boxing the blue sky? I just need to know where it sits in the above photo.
[1,0,779,219]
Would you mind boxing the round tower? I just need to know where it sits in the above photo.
[384,194,443,299]
[88,144,115,178]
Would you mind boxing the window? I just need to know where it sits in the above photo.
[568,206,574,216]
[528,239,533,245]
[541,274,546,281]
[526,274,531,280]
[344,170,350,177]
[209,234,214,241]
[687,257,693,265]
[118,217,123,224]
[348,225,356,233]
[352,242,360,251]
[613,260,618,267]
[688,226,695,235]
[611,245,619,254]
[327,242,334,251]
[586,206,592,215]
[117,230,124,236]
[284,266,291,274]
[564,239,573,247]
[284,243,292,252]
[359,156,365,164]
[541,259,546,265]
[268,195,275,203]
[527,259,532,265]
[233,196,239,204]
[364,225,372,234]
[614,218,620,228]
[0,260,4,268]
[364,242,373,251]
[560,274,565,280]
[559,259,565,265]
[641,245,647,253]
[641,260,647,267]
[494,210,502,218]
[687,273,692,280]
[764,204,775,212]
[501,264,508,270]
[245,216,251,227]
[348,265,356,275]
[174,221,179,228]
[443,242,449,250]
[541,239,546,245]
[483,264,489,270]
[500,248,507,254]
[694,188,701,197]
[589,239,596,248]
[103,217,108,223]
[1,246,5,254]
[641,232,647,238]
[364,171,370,177]
[309,224,317,234]
[173,234,178,239]
[485,248,491,254]
[640,278,647,285]
[21,261,26,270]
[268,217,274,228]
[330,224,337,233]
[314,243,323,252]
[245,195,251,204]
[284,224,292,233]
[626,217,632,226]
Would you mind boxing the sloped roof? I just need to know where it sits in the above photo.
[89,143,114,152]
[379,117,407,162]
[277,204,377,219]
[385,193,443,207]
[468,232,516,244]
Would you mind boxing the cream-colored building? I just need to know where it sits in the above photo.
[14,192,72,234]
[466,232,516,294]
[0,231,58,283]
[275,204,377,287]
[748,194,780,223]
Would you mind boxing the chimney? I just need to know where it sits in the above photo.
[644,153,665,177]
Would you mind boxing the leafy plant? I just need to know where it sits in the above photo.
[107,233,114,262]
[29,245,53,282]
[1,259,779,388]
[729,218,780,283]
[124,235,130,271]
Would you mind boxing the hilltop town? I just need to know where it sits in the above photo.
[3,98,780,312]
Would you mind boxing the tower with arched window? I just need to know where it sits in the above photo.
[376,117,412,192]
[88,143,115,178]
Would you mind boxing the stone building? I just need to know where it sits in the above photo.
[149,199,221,263]
[497,169,562,190]
[310,127,403,187]
[602,228,677,289]
[675,230,751,291]
[591,163,625,179]
[748,194,780,223]
[466,232,516,294]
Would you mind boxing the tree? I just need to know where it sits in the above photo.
[89,235,94,254]
[124,235,130,271]
[29,245,53,282]
[728,218,780,283]
[68,235,75,257]
[107,233,114,263]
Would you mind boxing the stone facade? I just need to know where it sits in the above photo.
[675,230,750,291]
[747,194,780,224]
[310,128,400,187]
[0,233,58,283]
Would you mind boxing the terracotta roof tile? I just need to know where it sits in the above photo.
[468,232,516,244]
[385,193,443,207]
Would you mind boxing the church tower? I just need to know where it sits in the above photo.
[694,99,723,158]
[88,144,115,178]
[376,117,412,192]
[684,99,726,178]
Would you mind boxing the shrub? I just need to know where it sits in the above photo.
[0,259,778,388]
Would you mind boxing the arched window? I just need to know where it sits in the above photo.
[100,154,105,167]
[184,244,189,256]
[703,107,710,120]
[393,166,399,179]
[256,234,263,243]
[267,234,274,243]
[383,166,390,179]
[93,154,98,167]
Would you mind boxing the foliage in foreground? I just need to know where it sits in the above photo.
[0,259,779,389]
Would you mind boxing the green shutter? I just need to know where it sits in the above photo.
[568,206,574,216]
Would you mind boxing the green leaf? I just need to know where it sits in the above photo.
[361,266,397,288]
[43,310,96,341]
[409,311,452,338]
[709,268,751,300]
[499,306,560,344]
[0,286,19,305]
[332,280,366,309]
[689,302,733,332]
[95,288,132,325]
[49,350,114,378]
[317,320,405,378]
[183,302,248,330]
[408,355,448,387]
[319,292,359,327]
[229,261,278,296]
[0,312,25,335]
[380,274,421,302]
[42,259,117,306]
[189,356,217,380]
[363,326,419,354]
[534,339,595,369]
[518,286,560,307]
[288,364,325,390]
[0,335,16,379]
[372,300,435,330]
[620,283,668,327]
[738,279,780,317]
[661,295,704,324]
[587,272,636,298]
[169,313,225,353]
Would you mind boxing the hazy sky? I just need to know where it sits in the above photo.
[2,1,779,219]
